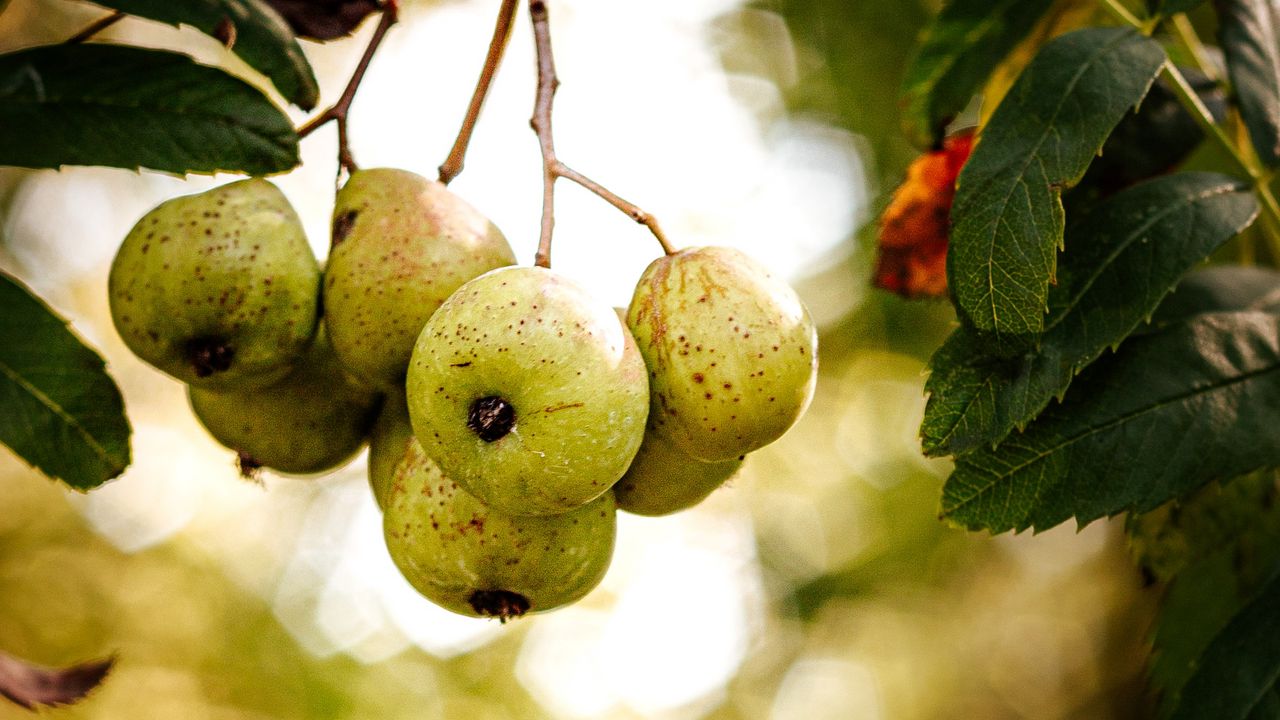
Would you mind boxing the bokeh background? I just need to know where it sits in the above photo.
[0,0,1158,717]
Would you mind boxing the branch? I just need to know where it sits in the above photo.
[527,0,674,269]
[297,0,399,174]
[438,0,518,185]
[65,10,125,44]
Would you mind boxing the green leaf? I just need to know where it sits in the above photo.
[1217,0,1280,166]
[1152,0,1210,15]
[1154,265,1280,323]
[0,44,299,175]
[941,311,1280,533]
[922,173,1257,456]
[948,27,1166,355]
[0,272,130,490]
[1167,561,1280,720]
[900,0,1056,148]
[89,0,319,110]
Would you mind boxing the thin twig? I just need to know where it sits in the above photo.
[1171,13,1221,84]
[297,0,399,174]
[65,10,124,44]
[438,0,518,185]
[528,0,674,268]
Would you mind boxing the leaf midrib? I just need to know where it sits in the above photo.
[947,353,1280,514]
[0,355,124,470]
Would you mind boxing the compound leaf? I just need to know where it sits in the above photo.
[948,27,1165,354]
[941,311,1280,533]
[1217,0,1280,166]
[0,272,130,490]
[900,0,1056,148]
[0,44,299,175]
[89,0,319,109]
[923,172,1258,456]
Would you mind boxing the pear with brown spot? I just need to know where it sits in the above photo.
[383,435,616,621]
[324,169,515,389]
[627,246,817,462]
[406,266,649,516]
[109,178,320,391]
[189,332,382,476]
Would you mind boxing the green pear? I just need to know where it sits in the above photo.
[627,246,818,462]
[109,178,320,391]
[614,425,744,516]
[189,332,382,476]
[323,168,516,389]
[406,266,649,516]
[383,436,616,620]
[368,390,414,510]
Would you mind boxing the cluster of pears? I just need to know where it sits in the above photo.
[109,169,819,621]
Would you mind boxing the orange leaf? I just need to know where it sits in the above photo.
[873,131,974,299]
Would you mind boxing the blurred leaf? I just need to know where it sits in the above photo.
[0,272,130,490]
[923,173,1257,456]
[0,651,114,710]
[769,0,930,182]
[900,0,1055,148]
[1217,0,1280,166]
[1133,472,1280,717]
[0,44,299,175]
[948,27,1165,355]
[1164,560,1280,719]
[1155,265,1280,323]
[88,0,319,109]
[942,311,1280,533]
[1073,70,1223,201]
[1153,0,1211,14]
[263,0,380,40]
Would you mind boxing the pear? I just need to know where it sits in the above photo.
[109,178,320,391]
[383,436,616,621]
[614,425,744,516]
[627,246,818,461]
[323,168,516,389]
[406,266,649,516]
[189,332,382,475]
[367,390,414,510]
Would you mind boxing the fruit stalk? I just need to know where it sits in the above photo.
[527,0,674,267]
[297,0,400,174]
[437,0,519,185]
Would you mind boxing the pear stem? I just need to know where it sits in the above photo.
[528,0,675,269]
[297,0,400,175]
[438,0,519,186]
[65,10,125,44]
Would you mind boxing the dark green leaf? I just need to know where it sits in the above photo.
[1168,561,1280,719]
[1217,0,1280,166]
[1153,0,1210,15]
[948,27,1166,355]
[0,44,299,175]
[923,172,1257,456]
[1141,473,1280,718]
[0,272,130,490]
[1155,265,1280,323]
[900,0,1056,148]
[89,0,319,109]
[1073,70,1222,201]
[941,311,1280,533]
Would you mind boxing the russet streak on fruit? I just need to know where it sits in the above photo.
[628,246,818,461]
[382,436,616,620]
[406,266,649,516]
[324,168,516,390]
[108,178,320,391]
